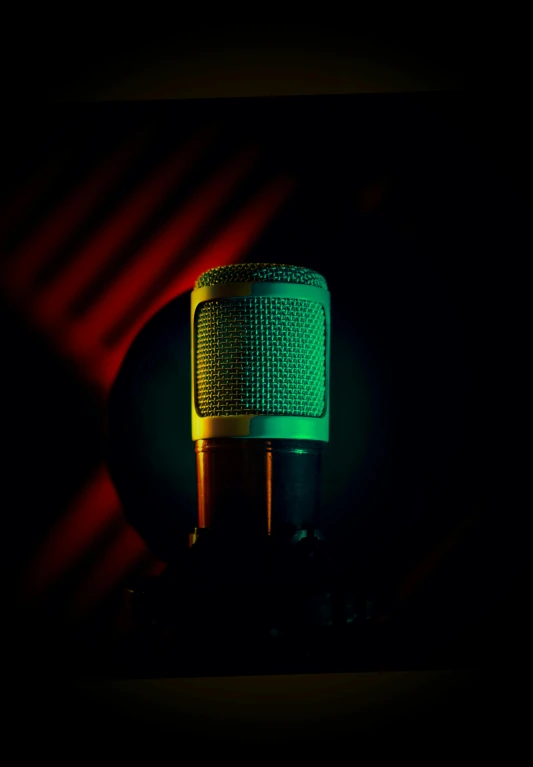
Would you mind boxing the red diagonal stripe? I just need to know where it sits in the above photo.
[0,151,70,247]
[3,131,147,295]
[32,129,216,329]
[396,513,477,604]
[17,465,121,602]
[93,173,297,389]
[67,522,151,619]
[64,146,260,360]
[141,558,167,577]
[16,172,297,616]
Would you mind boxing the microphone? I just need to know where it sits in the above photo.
[111,263,360,676]
[190,262,331,552]
[178,262,356,670]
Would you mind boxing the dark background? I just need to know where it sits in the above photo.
[1,20,530,751]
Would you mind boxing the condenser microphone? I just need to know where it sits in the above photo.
[190,262,330,547]
[107,264,346,672]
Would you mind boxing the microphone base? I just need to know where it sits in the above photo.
[109,528,387,678]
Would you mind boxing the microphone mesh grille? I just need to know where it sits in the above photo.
[194,263,327,290]
[195,297,326,417]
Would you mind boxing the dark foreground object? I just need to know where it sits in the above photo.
[105,528,382,679]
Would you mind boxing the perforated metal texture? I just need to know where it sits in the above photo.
[195,296,326,417]
[195,263,328,290]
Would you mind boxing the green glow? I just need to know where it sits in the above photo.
[248,414,328,441]
[196,298,326,417]
[192,277,330,442]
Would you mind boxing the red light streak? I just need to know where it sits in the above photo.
[63,146,260,362]
[94,173,297,389]
[396,513,477,605]
[17,465,122,602]
[4,125,298,614]
[67,522,152,619]
[0,152,70,247]
[3,132,147,296]
[32,129,216,329]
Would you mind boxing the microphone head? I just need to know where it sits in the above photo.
[191,263,330,441]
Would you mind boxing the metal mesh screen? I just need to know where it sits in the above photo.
[195,296,326,417]
[195,263,328,290]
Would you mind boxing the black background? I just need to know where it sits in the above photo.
[1,19,531,753]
